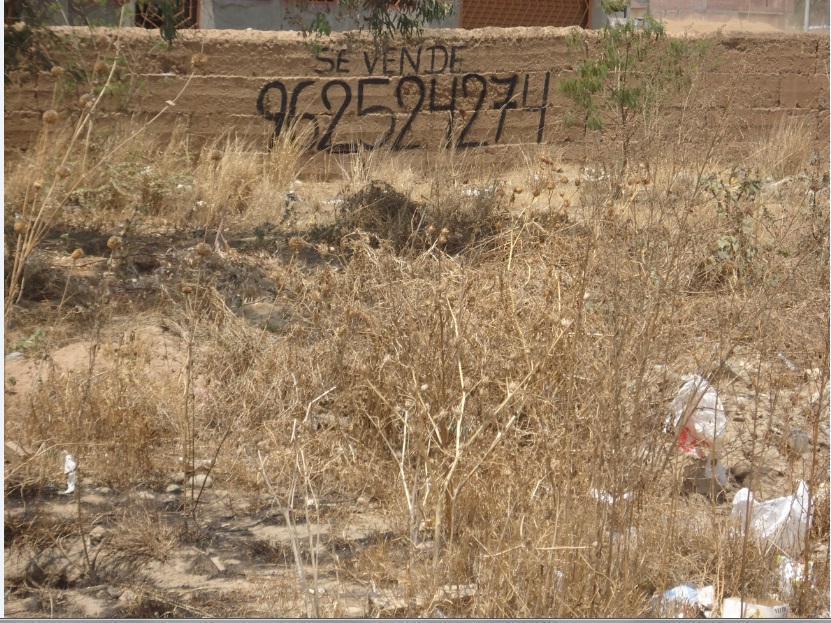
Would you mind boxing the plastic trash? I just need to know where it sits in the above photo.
[590,488,634,505]
[654,584,714,617]
[61,452,77,495]
[731,480,811,557]
[721,596,789,618]
[776,555,810,599]
[684,456,729,497]
[666,375,727,458]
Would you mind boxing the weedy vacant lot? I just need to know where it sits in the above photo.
[4,23,830,619]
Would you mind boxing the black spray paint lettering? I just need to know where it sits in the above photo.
[357,77,396,149]
[320,45,465,76]
[256,70,550,153]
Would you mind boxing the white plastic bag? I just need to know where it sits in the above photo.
[731,480,811,557]
[654,584,714,617]
[776,555,811,599]
[61,452,77,495]
[666,375,727,457]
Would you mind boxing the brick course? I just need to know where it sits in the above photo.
[3,27,828,161]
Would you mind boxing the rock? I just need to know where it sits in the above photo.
[165,483,182,494]
[357,495,370,506]
[238,302,292,333]
[193,458,213,472]
[135,491,155,501]
[4,440,29,458]
[106,586,123,599]
[25,546,83,587]
[187,473,213,490]
[5,351,24,361]
[116,588,140,611]
[171,471,186,484]
[187,552,220,576]
[209,556,226,573]
[89,525,106,541]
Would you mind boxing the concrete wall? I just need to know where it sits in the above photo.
[5,27,829,160]
[646,0,803,28]
[199,0,460,31]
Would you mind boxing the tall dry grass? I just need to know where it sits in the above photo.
[4,38,829,618]
[753,115,816,180]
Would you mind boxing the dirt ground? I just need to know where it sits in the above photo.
[4,154,830,616]
[3,19,830,616]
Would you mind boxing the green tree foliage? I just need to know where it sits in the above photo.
[306,0,454,43]
[560,18,706,173]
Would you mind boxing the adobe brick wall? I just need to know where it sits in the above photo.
[4,26,829,163]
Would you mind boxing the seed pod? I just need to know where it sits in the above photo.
[12,21,26,32]
[532,188,541,198]
[106,235,123,251]
[70,248,85,260]
[55,165,71,179]
[93,60,108,74]
[574,178,581,187]
[50,65,65,77]
[210,150,222,162]
[195,242,211,257]
[181,284,193,294]
[42,109,59,125]
[32,180,43,190]
[13,219,27,234]
[513,187,523,194]
[79,93,92,107]
[288,236,304,253]
[560,176,569,184]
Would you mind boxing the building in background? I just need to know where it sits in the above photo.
[5,0,594,30]
[5,0,826,31]
[638,0,829,31]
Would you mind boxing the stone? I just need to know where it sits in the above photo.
[135,491,155,501]
[187,474,213,490]
[187,552,220,576]
[165,483,182,494]
[116,588,140,611]
[238,302,292,333]
[106,586,123,599]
